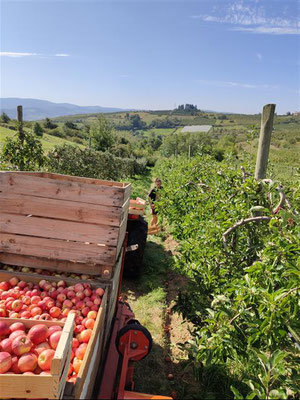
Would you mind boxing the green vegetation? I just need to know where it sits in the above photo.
[155,155,299,399]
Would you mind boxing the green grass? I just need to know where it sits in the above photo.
[0,126,84,152]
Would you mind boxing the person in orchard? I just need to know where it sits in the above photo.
[148,178,162,228]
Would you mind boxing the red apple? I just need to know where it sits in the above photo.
[33,341,51,356]
[0,338,12,353]
[47,325,62,338]
[75,343,87,360]
[72,338,79,349]
[8,277,19,287]
[18,281,27,289]
[0,282,10,291]
[81,307,90,317]
[38,349,55,371]
[40,313,52,321]
[12,336,33,356]
[0,351,12,373]
[20,311,31,319]
[63,300,73,309]
[11,300,22,312]
[22,296,31,306]
[0,321,10,339]
[31,307,42,317]
[67,291,75,299]
[57,293,66,303]
[9,322,25,333]
[9,312,20,318]
[95,288,104,297]
[83,288,92,297]
[78,329,92,343]
[49,307,61,318]
[73,357,82,374]
[31,296,41,305]
[85,319,95,330]
[40,370,51,375]
[28,324,48,345]
[10,355,21,373]
[49,331,62,350]
[87,311,97,320]
[18,352,38,373]
[39,279,47,289]
[57,280,66,288]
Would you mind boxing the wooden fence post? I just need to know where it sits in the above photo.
[254,104,276,180]
[17,105,25,171]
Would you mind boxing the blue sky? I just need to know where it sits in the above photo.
[1,0,299,114]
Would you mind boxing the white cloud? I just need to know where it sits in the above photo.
[233,26,299,35]
[190,1,299,35]
[0,51,70,57]
[196,79,279,90]
[54,53,70,57]
[0,52,40,57]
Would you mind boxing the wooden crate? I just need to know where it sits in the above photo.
[0,270,109,399]
[0,171,131,279]
[0,314,75,399]
[129,197,146,216]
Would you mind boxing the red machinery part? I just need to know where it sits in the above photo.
[98,301,171,400]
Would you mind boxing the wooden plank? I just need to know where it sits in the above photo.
[51,313,75,376]
[74,290,108,398]
[121,197,130,221]
[16,171,129,188]
[0,234,116,265]
[128,208,144,215]
[0,316,64,328]
[116,217,128,258]
[123,183,132,203]
[0,253,112,276]
[58,343,72,399]
[0,192,122,227]
[0,172,125,207]
[0,269,107,290]
[0,375,54,399]
[0,213,119,246]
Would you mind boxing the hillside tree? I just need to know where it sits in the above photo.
[1,112,10,123]
[90,115,115,151]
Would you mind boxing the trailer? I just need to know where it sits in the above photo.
[0,171,171,399]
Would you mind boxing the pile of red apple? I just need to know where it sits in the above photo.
[1,264,92,281]
[0,277,105,382]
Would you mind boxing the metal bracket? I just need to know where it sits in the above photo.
[126,244,139,253]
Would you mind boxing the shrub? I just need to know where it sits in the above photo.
[46,144,137,180]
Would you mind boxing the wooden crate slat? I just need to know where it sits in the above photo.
[51,313,75,377]
[0,375,54,399]
[74,290,108,398]
[0,253,111,276]
[0,213,119,246]
[0,192,122,227]
[1,316,64,328]
[16,171,130,188]
[0,172,125,207]
[0,233,116,265]
[116,217,127,258]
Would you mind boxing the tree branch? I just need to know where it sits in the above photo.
[222,216,271,249]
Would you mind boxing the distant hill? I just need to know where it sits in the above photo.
[0,98,131,120]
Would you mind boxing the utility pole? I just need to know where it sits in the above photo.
[188,145,191,158]
[254,104,276,180]
[17,105,25,171]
